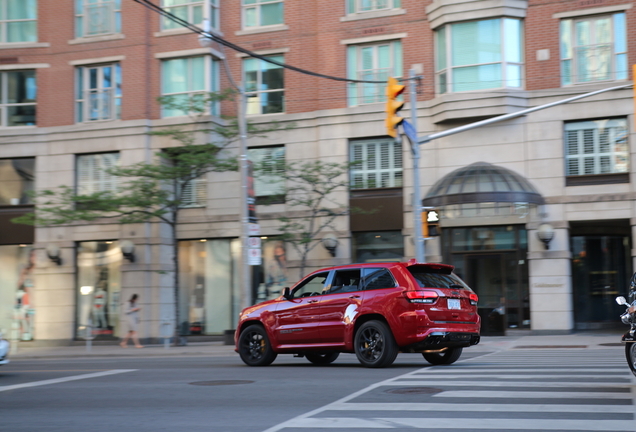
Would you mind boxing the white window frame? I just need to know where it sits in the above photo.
[565,119,629,176]
[560,13,627,86]
[346,0,400,14]
[76,153,120,195]
[0,0,37,43]
[350,139,403,189]
[347,41,402,107]
[75,63,121,123]
[435,18,524,94]
[160,56,218,118]
[249,146,285,197]
[0,70,36,127]
[242,0,284,30]
[243,55,284,115]
[161,0,219,32]
[74,0,121,38]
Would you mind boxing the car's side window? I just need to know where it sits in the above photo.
[362,268,397,290]
[292,272,329,298]
[328,269,361,294]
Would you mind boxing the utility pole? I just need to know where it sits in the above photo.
[408,69,424,263]
[237,85,252,311]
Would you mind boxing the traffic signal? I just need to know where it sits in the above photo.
[422,210,440,238]
[385,77,405,138]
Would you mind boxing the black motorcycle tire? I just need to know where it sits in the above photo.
[626,343,636,377]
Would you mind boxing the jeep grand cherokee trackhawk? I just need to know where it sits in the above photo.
[235,259,480,368]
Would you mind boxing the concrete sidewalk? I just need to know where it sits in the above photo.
[5,330,625,361]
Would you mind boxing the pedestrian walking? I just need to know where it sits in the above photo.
[120,294,143,348]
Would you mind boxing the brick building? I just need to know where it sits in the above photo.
[0,0,634,344]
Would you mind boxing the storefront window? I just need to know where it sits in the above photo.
[254,239,288,302]
[0,158,35,205]
[76,241,122,339]
[352,231,404,262]
[0,245,34,340]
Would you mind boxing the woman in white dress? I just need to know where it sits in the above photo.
[120,294,143,348]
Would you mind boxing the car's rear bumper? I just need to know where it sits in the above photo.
[400,331,480,353]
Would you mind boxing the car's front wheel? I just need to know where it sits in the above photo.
[238,324,277,366]
[354,320,398,368]
[423,347,462,365]
[305,352,340,365]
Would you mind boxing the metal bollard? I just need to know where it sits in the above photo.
[10,312,19,355]
[85,319,94,352]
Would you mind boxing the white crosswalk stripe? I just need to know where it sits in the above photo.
[263,348,636,431]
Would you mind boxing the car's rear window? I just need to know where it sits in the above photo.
[407,268,471,289]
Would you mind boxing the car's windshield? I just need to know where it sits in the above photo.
[408,268,471,290]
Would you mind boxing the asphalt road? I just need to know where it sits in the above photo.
[1,347,633,432]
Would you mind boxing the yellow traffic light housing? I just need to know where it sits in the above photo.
[422,210,440,238]
[385,77,405,138]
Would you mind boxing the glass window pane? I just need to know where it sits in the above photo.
[503,19,521,63]
[103,67,112,88]
[361,47,373,70]
[7,21,37,43]
[190,57,205,91]
[162,59,188,93]
[506,64,521,87]
[8,0,37,19]
[377,45,390,68]
[245,7,257,27]
[616,53,627,80]
[614,13,626,52]
[7,71,36,103]
[89,68,98,89]
[453,64,501,92]
[261,3,283,26]
[8,105,35,126]
[192,5,203,24]
[436,27,446,71]
[115,64,122,96]
[262,67,283,90]
[262,90,283,113]
[595,18,611,44]
[560,19,572,59]
[452,19,501,66]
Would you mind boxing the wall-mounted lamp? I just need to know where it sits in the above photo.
[46,245,62,265]
[120,240,135,263]
[537,223,555,250]
[321,235,339,257]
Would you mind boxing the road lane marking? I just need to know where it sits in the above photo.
[0,369,136,392]
[434,390,631,399]
[326,402,635,413]
[287,417,634,431]
[389,380,631,388]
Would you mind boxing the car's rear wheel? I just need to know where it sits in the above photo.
[423,347,463,365]
[354,320,398,368]
[238,324,277,366]
[305,352,340,365]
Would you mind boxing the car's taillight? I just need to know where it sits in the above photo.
[405,290,439,304]
[469,293,478,306]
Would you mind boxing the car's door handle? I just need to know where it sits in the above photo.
[308,299,319,303]
[349,295,361,299]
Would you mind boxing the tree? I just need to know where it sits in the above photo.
[13,91,291,344]
[255,159,362,278]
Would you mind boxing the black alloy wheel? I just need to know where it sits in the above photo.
[354,320,398,368]
[423,347,463,365]
[238,324,277,366]
[305,352,340,365]
[625,343,636,377]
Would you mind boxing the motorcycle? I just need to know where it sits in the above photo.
[615,273,636,377]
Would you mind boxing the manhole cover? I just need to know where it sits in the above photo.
[599,343,623,347]
[385,387,443,395]
[513,345,587,349]
[189,380,254,386]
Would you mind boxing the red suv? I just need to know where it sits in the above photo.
[235,259,480,368]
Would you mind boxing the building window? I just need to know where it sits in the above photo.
[435,18,523,94]
[0,0,37,43]
[347,41,401,106]
[161,56,218,117]
[350,139,402,189]
[0,158,34,205]
[244,55,284,115]
[76,240,122,339]
[76,153,120,195]
[560,13,627,85]
[74,0,121,38]
[0,70,36,127]
[249,146,285,202]
[161,0,219,31]
[242,0,283,29]
[76,64,121,122]
[352,231,403,262]
[179,174,206,208]
[346,0,400,14]
[565,118,629,177]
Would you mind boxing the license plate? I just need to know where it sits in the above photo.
[447,299,461,310]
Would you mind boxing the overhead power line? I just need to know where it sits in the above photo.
[133,0,390,84]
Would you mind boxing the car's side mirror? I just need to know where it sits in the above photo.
[282,287,291,300]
